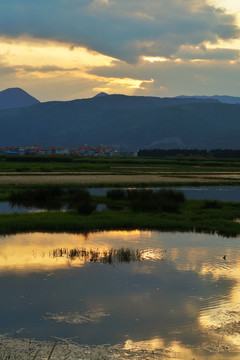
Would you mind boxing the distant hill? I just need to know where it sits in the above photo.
[177,95,240,105]
[0,88,40,110]
[1,93,240,149]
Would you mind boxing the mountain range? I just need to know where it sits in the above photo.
[1,87,240,150]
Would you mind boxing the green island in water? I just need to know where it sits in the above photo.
[1,184,240,237]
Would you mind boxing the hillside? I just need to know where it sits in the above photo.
[0,93,240,149]
[0,88,40,110]
[177,95,240,105]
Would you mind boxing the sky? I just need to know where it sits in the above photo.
[0,0,240,101]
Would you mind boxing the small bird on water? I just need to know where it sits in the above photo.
[223,255,227,260]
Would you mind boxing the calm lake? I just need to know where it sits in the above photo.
[1,230,240,359]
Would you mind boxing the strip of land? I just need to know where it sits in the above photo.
[1,199,240,236]
[0,173,240,185]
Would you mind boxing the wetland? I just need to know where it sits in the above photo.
[2,156,240,358]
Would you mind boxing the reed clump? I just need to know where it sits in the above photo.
[77,201,96,215]
[9,187,97,214]
[51,247,142,264]
[67,188,90,207]
[9,186,64,210]
[107,189,126,200]
[129,189,185,213]
[67,189,96,214]
[106,189,185,213]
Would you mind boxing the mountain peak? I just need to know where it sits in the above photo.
[0,87,40,110]
[94,92,109,98]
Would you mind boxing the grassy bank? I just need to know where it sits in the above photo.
[2,155,240,173]
[1,199,240,236]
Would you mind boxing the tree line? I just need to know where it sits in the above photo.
[138,149,240,159]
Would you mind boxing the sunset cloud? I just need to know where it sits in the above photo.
[0,0,240,99]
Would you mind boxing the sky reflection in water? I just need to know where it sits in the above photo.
[1,230,240,359]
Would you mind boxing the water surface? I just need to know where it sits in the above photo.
[89,185,240,202]
[1,230,240,358]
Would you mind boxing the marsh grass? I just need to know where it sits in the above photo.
[130,189,185,213]
[201,200,222,209]
[9,187,64,210]
[8,187,97,214]
[106,204,126,211]
[77,201,96,215]
[1,198,240,236]
[66,189,96,214]
[51,247,142,264]
[1,186,240,236]
[67,188,90,206]
[107,189,126,200]
[106,189,185,212]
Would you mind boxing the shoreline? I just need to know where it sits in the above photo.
[1,333,238,360]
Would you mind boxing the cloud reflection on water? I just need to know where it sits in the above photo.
[1,230,240,358]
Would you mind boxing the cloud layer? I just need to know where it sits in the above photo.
[0,0,240,99]
[0,0,239,62]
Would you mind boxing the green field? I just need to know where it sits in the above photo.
[1,154,240,173]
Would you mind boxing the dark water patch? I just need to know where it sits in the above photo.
[0,202,34,214]
[90,186,240,202]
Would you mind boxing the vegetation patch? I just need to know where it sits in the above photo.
[51,247,142,264]
[8,186,97,213]
[0,186,240,236]
[0,196,240,236]
[129,189,185,213]
[9,186,64,210]
[201,200,222,209]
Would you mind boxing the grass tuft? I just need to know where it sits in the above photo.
[201,200,222,209]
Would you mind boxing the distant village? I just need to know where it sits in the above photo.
[0,144,137,157]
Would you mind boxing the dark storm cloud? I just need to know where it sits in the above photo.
[0,0,239,62]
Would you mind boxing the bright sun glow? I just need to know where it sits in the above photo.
[209,0,240,14]
[143,56,169,63]
[0,36,115,71]
[0,36,151,97]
